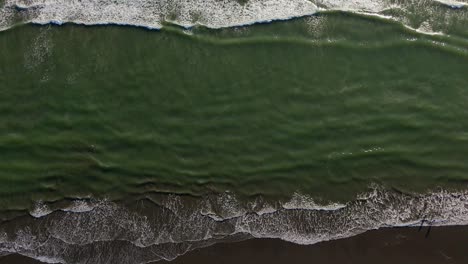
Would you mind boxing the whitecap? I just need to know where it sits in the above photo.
[7,187,468,263]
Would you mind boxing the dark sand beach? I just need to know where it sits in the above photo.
[2,225,468,264]
[160,226,468,264]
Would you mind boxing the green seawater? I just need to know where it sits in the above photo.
[0,13,467,209]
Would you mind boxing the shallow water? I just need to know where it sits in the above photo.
[1,14,468,206]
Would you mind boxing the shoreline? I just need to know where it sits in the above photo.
[2,225,468,264]
[0,187,468,263]
[158,226,468,264]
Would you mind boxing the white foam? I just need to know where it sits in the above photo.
[0,0,465,36]
[404,20,445,36]
[0,0,318,30]
[283,192,346,210]
[34,256,63,264]
[61,200,95,213]
[29,201,53,218]
[434,0,467,8]
[29,199,98,218]
[6,187,468,264]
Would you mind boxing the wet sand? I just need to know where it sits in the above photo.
[2,226,468,264]
[158,225,468,264]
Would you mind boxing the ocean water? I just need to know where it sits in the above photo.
[0,0,467,263]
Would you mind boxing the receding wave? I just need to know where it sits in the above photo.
[1,0,467,36]
[1,186,468,263]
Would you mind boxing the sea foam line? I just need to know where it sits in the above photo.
[1,187,468,263]
[1,0,466,36]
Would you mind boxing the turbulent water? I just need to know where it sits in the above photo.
[0,0,467,263]
[1,0,467,35]
[1,188,468,263]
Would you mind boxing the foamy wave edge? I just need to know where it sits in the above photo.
[1,186,468,263]
[1,0,466,35]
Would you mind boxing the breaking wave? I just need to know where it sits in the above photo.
[1,0,467,35]
[1,186,468,263]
